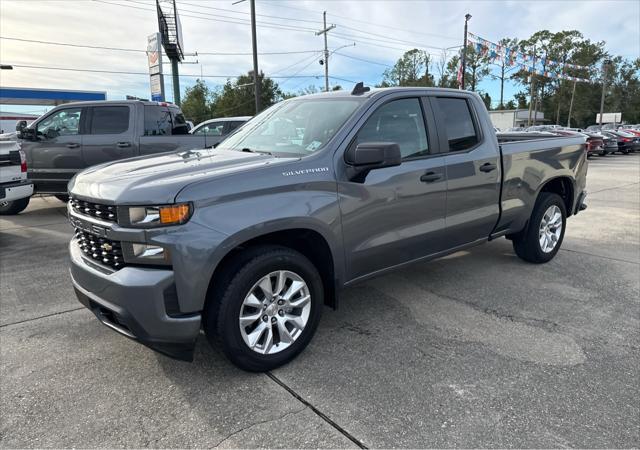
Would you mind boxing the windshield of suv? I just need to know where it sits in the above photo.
[218,98,364,156]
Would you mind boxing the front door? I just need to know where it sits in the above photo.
[337,96,448,282]
[26,106,86,193]
[82,105,136,167]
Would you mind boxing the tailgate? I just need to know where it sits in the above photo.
[0,150,24,184]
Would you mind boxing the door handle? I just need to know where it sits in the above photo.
[66,143,80,149]
[420,172,442,183]
[479,162,497,172]
[116,142,131,148]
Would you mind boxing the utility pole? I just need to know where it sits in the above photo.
[566,79,577,128]
[461,13,471,90]
[316,11,335,92]
[598,59,611,127]
[527,45,537,126]
[250,0,260,113]
[171,59,180,106]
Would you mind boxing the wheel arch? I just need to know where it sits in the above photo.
[204,221,342,313]
[538,175,575,217]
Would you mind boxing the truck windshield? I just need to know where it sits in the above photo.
[218,98,364,156]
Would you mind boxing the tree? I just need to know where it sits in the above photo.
[382,49,435,87]
[464,45,491,91]
[438,54,461,88]
[495,38,519,108]
[181,79,214,123]
[480,92,492,110]
[211,71,283,117]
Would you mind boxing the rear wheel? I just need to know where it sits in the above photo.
[204,245,323,372]
[512,192,566,263]
[0,196,30,215]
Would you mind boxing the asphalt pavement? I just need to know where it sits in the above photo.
[1,153,638,448]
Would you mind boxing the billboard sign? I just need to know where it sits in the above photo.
[147,33,162,75]
[596,112,622,124]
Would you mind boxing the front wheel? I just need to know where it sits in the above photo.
[204,246,323,372]
[512,192,567,263]
[0,196,30,215]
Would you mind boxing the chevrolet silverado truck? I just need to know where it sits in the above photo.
[67,85,588,371]
[2,100,219,214]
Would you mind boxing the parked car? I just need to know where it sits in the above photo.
[5,100,223,214]
[190,116,251,138]
[0,140,33,215]
[67,86,587,371]
[601,130,638,154]
[602,136,618,155]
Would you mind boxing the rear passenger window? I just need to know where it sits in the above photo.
[354,98,429,159]
[90,107,129,134]
[144,105,172,136]
[227,121,245,133]
[435,97,479,152]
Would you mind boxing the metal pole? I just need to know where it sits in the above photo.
[567,80,577,128]
[527,45,536,127]
[461,14,471,90]
[598,60,610,127]
[171,58,180,106]
[250,0,260,114]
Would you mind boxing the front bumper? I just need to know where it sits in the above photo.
[0,179,33,202]
[69,240,201,361]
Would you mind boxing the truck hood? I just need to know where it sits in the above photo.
[69,149,294,204]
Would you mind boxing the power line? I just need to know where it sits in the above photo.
[0,35,319,56]
[5,63,333,80]
[333,52,393,68]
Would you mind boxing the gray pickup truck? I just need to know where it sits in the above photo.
[1,100,221,215]
[67,86,587,371]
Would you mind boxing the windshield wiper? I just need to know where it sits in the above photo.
[241,147,273,156]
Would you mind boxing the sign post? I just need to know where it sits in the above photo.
[147,33,165,102]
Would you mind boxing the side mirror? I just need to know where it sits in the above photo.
[15,120,27,132]
[345,142,401,169]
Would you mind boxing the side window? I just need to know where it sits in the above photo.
[36,108,83,139]
[435,97,479,152]
[194,122,224,136]
[227,121,245,133]
[354,98,429,159]
[144,106,172,136]
[169,108,189,135]
[90,106,129,134]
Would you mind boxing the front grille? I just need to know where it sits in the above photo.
[75,230,125,270]
[70,197,118,223]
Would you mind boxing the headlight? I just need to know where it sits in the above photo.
[126,203,192,227]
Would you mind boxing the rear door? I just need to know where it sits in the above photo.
[430,95,501,247]
[139,105,209,155]
[82,105,136,167]
[24,106,86,192]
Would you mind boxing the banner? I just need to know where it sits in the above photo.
[466,32,593,83]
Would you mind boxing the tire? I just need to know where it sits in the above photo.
[204,245,324,372]
[512,192,566,264]
[54,194,69,203]
[0,196,30,215]
[599,150,607,156]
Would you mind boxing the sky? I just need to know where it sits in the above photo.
[1,0,639,115]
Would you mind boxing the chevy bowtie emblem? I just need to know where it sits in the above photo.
[101,243,113,252]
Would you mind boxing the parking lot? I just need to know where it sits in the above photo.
[1,153,638,448]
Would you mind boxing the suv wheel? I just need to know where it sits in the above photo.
[0,197,30,215]
[512,192,567,263]
[204,246,323,372]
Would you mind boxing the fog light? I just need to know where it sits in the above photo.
[132,243,166,260]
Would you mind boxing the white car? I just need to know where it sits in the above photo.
[0,140,33,215]
[190,116,252,137]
